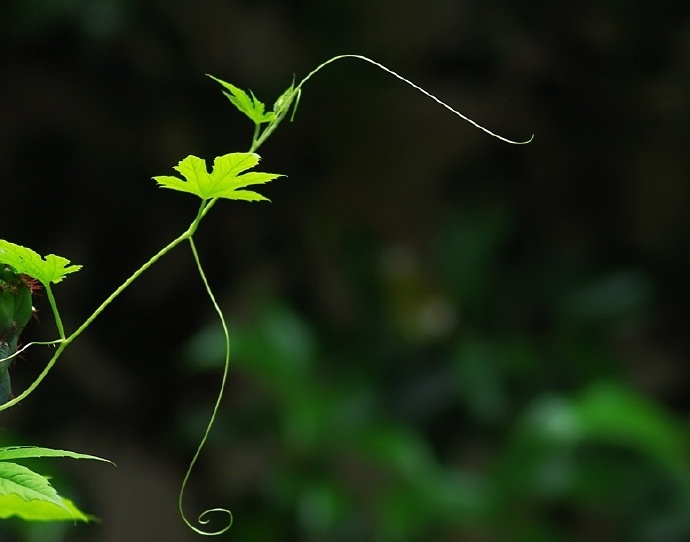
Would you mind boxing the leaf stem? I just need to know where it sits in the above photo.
[251,122,261,150]
[43,284,65,340]
[251,108,288,153]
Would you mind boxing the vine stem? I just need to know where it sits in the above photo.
[178,236,233,536]
[0,200,210,412]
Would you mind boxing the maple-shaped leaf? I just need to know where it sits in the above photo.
[154,152,283,202]
[0,240,81,286]
[207,75,275,125]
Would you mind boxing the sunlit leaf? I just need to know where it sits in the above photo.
[0,446,111,522]
[154,152,283,202]
[0,240,81,286]
[0,462,66,510]
[0,446,112,464]
[0,492,92,521]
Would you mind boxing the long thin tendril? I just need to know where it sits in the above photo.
[252,54,532,155]
[0,339,64,364]
[178,236,233,536]
[298,54,534,144]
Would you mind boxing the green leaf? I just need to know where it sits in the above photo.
[0,447,111,522]
[0,462,66,510]
[0,462,93,522]
[0,492,92,522]
[521,383,690,479]
[0,446,113,464]
[0,240,81,287]
[154,152,283,202]
[207,75,275,125]
[575,383,689,474]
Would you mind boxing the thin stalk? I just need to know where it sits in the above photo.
[178,236,233,536]
[251,122,261,149]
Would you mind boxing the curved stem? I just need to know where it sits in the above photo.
[0,338,68,411]
[0,201,210,412]
[178,236,233,536]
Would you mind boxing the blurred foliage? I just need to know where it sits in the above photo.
[174,221,690,541]
[2,0,690,540]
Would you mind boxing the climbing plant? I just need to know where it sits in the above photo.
[0,54,530,534]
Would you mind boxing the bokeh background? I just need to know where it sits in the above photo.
[2,0,690,540]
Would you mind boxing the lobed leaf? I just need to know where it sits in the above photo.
[0,240,81,286]
[154,152,283,202]
[206,75,274,125]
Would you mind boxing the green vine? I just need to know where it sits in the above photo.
[0,54,530,533]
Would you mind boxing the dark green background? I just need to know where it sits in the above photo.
[2,0,690,540]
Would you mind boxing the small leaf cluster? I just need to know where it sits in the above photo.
[152,76,298,203]
[207,75,299,126]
